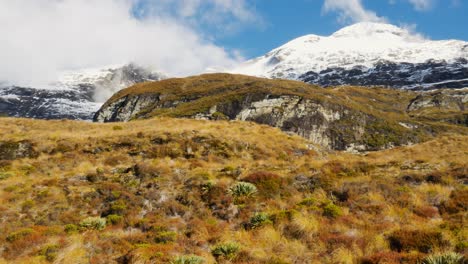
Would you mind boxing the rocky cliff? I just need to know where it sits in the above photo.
[93,74,468,152]
[406,88,468,126]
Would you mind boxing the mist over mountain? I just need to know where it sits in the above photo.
[0,64,165,120]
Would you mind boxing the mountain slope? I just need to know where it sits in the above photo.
[94,73,468,152]
[0,64,165,120]
[0,117,466,263]
[232,22,468,90]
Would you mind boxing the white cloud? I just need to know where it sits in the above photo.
[408,0,434,11]
[0,0,258,87]
[135,0,262,34]
[322,0,386,24]
[398,23,428,40]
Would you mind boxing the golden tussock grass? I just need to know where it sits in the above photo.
[0,117,466,263]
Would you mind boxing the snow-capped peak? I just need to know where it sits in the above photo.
[331,22,410,38]
[231,22,468,81]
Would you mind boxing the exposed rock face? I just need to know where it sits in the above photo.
[299,59,468,90]
[407,89,468,112]
[95,94,163,122]
[225,95,370,150]
[406,89,468,126]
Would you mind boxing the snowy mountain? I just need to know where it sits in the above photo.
[0,64,165,120]
[232,22,468,89]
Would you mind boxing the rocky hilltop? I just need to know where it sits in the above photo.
[94,74,467,152]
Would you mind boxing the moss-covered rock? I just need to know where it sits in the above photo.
[0,140,37,160]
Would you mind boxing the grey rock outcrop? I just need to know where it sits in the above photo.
[406,89,468,126]
[407,89,468,112]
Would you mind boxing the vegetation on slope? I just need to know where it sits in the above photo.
[102,74,416,121]
[96,74,467,152]
[0,117,466,263]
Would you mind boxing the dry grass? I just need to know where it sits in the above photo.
[0,117,466,263]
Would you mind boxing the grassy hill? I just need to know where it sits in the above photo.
[0,117,466,263]
[95,74,468,152]
[101,74,414,119]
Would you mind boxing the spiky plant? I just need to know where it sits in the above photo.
[421,252,464,264]
[228,182,257,198]
[171,255,205,264]
[250,212,272,229]
[211,242,241,260]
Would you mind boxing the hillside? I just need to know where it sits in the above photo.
[0,117,466,263]
[94,73,468,152]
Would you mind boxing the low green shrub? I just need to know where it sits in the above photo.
[322,203,343,218]
[21,199,35,211]
[6,228,34,242]
[211,242,241,260]
[40,244,59,262]
[0,171,13,180]
[154,231,177,244]
[79,217,106,230]
[171,255,205,264]
[107,214,123,225]
[249,212,272,229]
[64,224,78,234]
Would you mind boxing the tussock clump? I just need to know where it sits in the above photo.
[243,171,286,198]
[388,229,450,253]
[79,217,106,230]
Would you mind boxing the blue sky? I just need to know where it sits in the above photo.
[209,0,468,58]
[2,0,467,85]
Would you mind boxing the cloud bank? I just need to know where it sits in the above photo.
[323,0,440,24]
[322,0,386,24]
[0,0,257,87]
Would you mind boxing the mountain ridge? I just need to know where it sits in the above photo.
[0,64,165,120]
[232,22,468,90]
